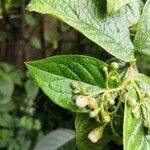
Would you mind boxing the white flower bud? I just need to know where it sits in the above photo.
[76,95,89,109]
[88,97,98,109]
[88,126,104,143]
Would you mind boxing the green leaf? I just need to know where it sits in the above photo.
[0,114,14,128]
[0,73,14,97]
[26,55,106,112]
[25,79,39,100]
[75,114,112,150]
[0,100,16,113]
[30,36,41,49]
[123,81,150,150]
[134,0,150,55]
[120,0,143,27]
[34,129,75,150]
[134,74,150,93]
[27,0,135,62]
[25,13,37,27]
[107,0,136,15]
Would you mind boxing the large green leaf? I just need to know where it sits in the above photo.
[123,79,150,150]
[34,129,75,150]
[134,0,150,55]
[107,0,139,15]
[26,55,106,112]
[27,0,134,62]
[120,0,143,27]
[75,114,112,150]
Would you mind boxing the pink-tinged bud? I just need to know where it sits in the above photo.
[88,97,98,109]
[76,95,89,109]
[88,126,104,143]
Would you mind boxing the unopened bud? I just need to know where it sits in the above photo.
[88,97,98,109]
[76,95,89,109]
[111,62,119,70]
[89,109,100,118]
[103,67,108,76]
[131,106,140,119]
[127,98,138,108]
[102,113,110,123]
[144,120,150,128]
[110,76,117,81]
[73,90,80,94]
[108,99,115,105]
[88,126,105,143]
[71,82,80,90]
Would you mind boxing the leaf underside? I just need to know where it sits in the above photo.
[134,0,150,55]
[27,0,135,62]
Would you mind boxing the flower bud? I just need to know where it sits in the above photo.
[102,113,110,123]
[131,106,140,119]
[108,98,115,106]
[103,67,108,76]
[127,98,138,108]
[76,95,89,109]
[71,82,80,90]
[88,126,105,143]
[144,120,150,128]
[89,109,100,118]
[73,90,80,94]
[111,62,119,70]
[88,97,98,109]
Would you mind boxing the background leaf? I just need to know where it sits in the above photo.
[0,74,14,97]
[26,55,106,112]
[134,0,150,55]
[27,0,135,62]
[25,79,39,100]
[34,129,75,150]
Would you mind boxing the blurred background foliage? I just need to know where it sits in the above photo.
[0,0,149,150]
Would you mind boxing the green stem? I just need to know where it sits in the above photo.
[110,118,118,137]
[88,79,130,98]
[132,80,142,100]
